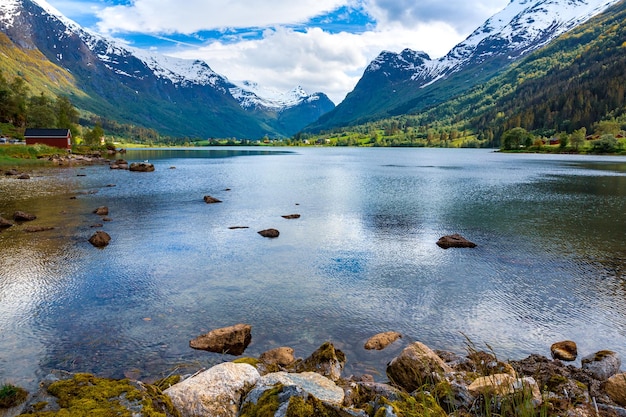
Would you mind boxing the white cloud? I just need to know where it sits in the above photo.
[45,0,510,104]
[169,23,465,104]
[96,0,349,34]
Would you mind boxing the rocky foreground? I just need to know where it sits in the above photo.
[3,326,625,417]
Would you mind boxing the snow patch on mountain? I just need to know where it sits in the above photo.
[230,81,321,110]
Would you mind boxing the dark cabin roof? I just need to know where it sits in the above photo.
[24,128,71,138]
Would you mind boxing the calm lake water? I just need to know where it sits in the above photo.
[1,147,625,388]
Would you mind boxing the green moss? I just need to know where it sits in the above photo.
[152,375,181,392]
[233,357,260,368]
[0,384,28,408]
[238,384,282,417]
[18,373,179,417]
[314,342,346,363]
[374,392,447,417]
[546,375,568,391]
[285,396,315,417]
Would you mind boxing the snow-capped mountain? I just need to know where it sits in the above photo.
[0,0,334,138]
[310,0,622,132]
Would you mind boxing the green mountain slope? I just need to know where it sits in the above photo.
[304,0,626,147]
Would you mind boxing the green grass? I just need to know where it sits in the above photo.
[0,144,69,167]
[0,383,28,408]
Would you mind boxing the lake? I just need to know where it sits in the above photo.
[1,147,625,388]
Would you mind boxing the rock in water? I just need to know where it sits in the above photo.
[258,229,279,238]
[436,234,477,249]
[89,231,111,248]
[129,162,155,172]
[551,340,577,361]
[13,211,36,222]
[190,323,252,356]
[93,206,109,216]
[364,331,402,350]
[203,195,222,204]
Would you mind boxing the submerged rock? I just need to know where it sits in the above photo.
[13,211,36,222]
[88,231,111,248]
[0,216,13,229]
[189,323,252,356]
[281,214,301,219]
[436,234,477,249]
[203,195,222,204]
[364,331,402,350]
[258,228,279,238]
[93,206,109,216]
[23,226,55,233]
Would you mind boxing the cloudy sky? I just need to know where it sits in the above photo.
[45,0,509,104]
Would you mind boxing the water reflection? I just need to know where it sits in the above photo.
[1,148,625,389]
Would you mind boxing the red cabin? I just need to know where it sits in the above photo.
[24,128,72,150]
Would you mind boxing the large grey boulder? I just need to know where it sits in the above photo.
[582,350,621,380]
[164,362,259,417]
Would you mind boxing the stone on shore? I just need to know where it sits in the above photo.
[164,362,260,417]
[605,373,626,406]
[203,195,222,204]
[364,331,402,350]
[88,231,111,248]
[240,371,347,416]
[551,340,578,361]
[17,173,30,179]
[294,342,346,382]
[93,206,109,216]
[259,347,296,367]
[189,323,252,356]
[436,234,477,249]
[386,341,453,392]
[258,228,279,238]
[23,226,55,233]
[581,350,621,380]
[13,211,36,222]
[129,162,155,172]
[0,216,13,229]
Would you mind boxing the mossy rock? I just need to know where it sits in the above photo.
[374,392,447,417]
[0,384,28,408]
[18,373,180,417]
[234,357,260,368]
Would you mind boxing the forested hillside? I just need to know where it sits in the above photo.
[301,0,626,150]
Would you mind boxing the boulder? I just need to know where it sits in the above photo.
[604,373,626,406]
[240,371,348,416]
[129,162,155,172]
[17,173,30,179]
[164,362,260,417]
[364,331,402,350]
[189,323,252,356]
[203,195,222,204]
[88,231,111,248]
[281,214,301,219]
[258,228,280,238]
[5,169,19,176]
[436,234,477,249]
[551,340,578,361]
[13,211,36,222]
[93,206,109,216]
[468,374,516,396]
[259,347,296,367]
[0,216,12,229]
[294,342,346,382]
[386,342,453,392]
[582,350,621,380]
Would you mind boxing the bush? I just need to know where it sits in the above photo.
[591,134,620,153]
